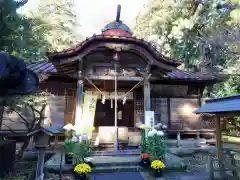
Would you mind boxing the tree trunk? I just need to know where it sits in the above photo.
[17,137,30,160]
[0,106,4,140]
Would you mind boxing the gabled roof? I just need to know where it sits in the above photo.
[195,94,240,114]
[46,35,182,68]
[27,124,61,136]
[27,61,220,82]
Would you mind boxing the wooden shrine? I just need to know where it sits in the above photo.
[2,5,222,147]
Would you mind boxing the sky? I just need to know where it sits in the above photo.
[20,0,148,37]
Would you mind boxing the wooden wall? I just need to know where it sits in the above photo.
[170,98,200,130]
[45,96,65,127]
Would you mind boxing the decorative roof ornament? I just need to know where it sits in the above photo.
[102,4,133,37]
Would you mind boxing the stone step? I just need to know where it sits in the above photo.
[45,152,186,173]
[93,149,141,156]
[90,155,141,167]
[93,165,141,173]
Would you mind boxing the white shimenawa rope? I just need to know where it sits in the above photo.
[85,74,151,99]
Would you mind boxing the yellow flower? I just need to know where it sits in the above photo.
[151,160,166,169]
[74,163,91,174]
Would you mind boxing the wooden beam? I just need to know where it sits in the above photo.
[86,75,145,81]
[85,62,146,68]
[215,114,225,178]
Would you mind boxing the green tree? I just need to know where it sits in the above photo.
[134,0,240,98]
[27,0,82,52]
[0,0,50,61]
[0,92,49,159]
[134,0,240,71]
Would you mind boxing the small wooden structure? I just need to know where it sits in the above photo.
[28,125,60,180]
[196,94,240,179]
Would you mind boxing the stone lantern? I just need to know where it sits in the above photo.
[27,125,60,180]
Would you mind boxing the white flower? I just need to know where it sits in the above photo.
[71,136,78,142]
[63,123,73,131]
[148,129,157,137]
[82,133,88,140]
[148,131,154,137]
[84,157,93,162]
[162,125,168,129]
[157,131,164,136]
[155,123,162,129]
[152,129,157,134]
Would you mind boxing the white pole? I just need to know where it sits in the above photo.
[114,63,118,151]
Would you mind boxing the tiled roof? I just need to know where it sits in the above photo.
[46,34,182,67]
[195,94,240,113]
[26,61,56,73]
[27,61,219,81]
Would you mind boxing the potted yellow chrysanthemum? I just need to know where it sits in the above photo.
[150,160,166,177]
[73,163,91,180]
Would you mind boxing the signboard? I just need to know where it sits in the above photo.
[145,111,155,129]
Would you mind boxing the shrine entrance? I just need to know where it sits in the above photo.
[94,99,134,127]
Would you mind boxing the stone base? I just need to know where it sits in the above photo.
[44,152,186,173]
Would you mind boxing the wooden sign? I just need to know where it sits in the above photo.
[145,111,155,129]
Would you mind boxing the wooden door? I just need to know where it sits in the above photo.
[118,100,134,127]
[94,100,114,127]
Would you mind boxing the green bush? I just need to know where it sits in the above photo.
[63,139,75,154]
[72,139,94,165]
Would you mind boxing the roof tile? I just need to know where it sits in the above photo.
[27,61,218,81]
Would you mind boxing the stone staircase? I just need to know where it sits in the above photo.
[44,151,142,173]
[45,149,186,174]
[91,155,141,173]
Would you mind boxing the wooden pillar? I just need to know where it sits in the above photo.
[75,67,84,135]
[215,114,225,178]
[167,98,171,128]
[143,79,151,137]
[35,148,45,180]
[144,79,151,123]
[144,80,151,114]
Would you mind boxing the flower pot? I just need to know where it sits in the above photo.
[65,154,73,164]
[73,173,87,180]
[140,158,150,168]
[152,168,163,177]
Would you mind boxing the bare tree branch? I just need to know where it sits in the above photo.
[2,124,17,134]
[9,108,30,130]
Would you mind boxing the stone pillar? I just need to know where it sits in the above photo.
[75,70,84,135]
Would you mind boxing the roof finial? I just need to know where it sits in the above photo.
[116,4,121,22]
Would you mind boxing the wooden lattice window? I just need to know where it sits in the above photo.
[135,92,144,114]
